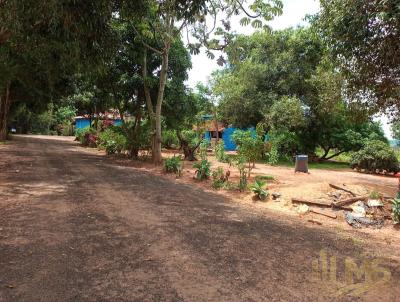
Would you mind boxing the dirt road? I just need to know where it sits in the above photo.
[1,136,399,302]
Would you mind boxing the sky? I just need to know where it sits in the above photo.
[185,0,392,139]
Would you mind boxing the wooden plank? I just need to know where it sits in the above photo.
[332,196,368,207]
[292,198,332,208]
[310,208,337,219]
[329,183,357,197]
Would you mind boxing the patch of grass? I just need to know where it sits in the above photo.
[272,158,350,170]
[315,148,352,163]
[0,141,8,145]
[255,175,275,182]
[308,161,350,170]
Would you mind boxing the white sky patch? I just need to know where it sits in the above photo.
[185,0,392,138]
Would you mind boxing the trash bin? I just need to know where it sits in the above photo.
[295,155,308,173]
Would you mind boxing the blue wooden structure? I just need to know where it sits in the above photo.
[204,126,256,151]
[75,117,123,130]
[75,118,91,129]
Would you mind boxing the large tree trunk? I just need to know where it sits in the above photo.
[177,130,201,161]
[0,83,11,141]
[142,41,171,165]
[153,43,170,164]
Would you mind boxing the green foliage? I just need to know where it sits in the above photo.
[193,160,211,181]
[98,126,127,155]
[231,129,263,175]
[369,191,381,200]
[214,140,228,163]
[391,122,400,146]
[211,167,228,189]
[249,179,269,200]
[267,145,280,165]
[199,139,209,161]
[265,96,306,130]
[392,198,400,224]
[75,127,97,147]
[162,130,179,149]
[123,120,152,158]
[235,156,248,192]
[350,140,399,173]
[316,0,400,113]
[164,156,183,177]
[255,175,275,182]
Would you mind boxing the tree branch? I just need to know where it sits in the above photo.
[132,25,163,55]
[235,0,261,18]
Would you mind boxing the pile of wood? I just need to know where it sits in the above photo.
[291,183,394,226]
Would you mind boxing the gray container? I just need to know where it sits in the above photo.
[295,155,308,173]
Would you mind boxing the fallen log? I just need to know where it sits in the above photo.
[292,198,332,208]
[310,208,337,219]
[292,198,352,211]
[332,196,368,208]
[329,183,357,197]
[308,219,322,225]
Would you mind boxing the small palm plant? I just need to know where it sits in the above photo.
[249,179,269,200]
[193,160,211,180]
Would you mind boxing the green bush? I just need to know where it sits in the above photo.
[199,139,209,160]
[162,129,179,149]
[392,198,400,224]
[249,179,269,200]
[235,155,248,191]
[215,140,228,162]
[232,129,263,176]
[211,167,227,189]
[193,159,211,180]
[75,127,97,147]
[164,156,183,176]
[98,127,127,155]
[350,140,399,173]
[122,120,152,157]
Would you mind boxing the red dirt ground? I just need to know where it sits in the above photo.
[0,135,399,302]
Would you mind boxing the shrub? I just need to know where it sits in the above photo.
[76,127,97,147]
[369,191,381,199]
[235,155,248,191]
[162,129,179,149]
[232,129,264,177]
[211,167,228,189]
[392,198,400,224]
[249,179,269,200]
[123,120,152,158]
[177,130,202,161]
[98,127,127,155]
[164,156,183,176]
[215,140,228,162]
[193,159,211,180]
[350,140,399,173]
[199,139,209,160]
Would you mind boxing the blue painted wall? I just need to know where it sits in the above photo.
[75,118,91,129]
[113,119,123,126]
[204,126,257,151]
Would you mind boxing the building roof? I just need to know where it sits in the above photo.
[194,120,225,132]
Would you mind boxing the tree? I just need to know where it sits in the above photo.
[214,28,323,127]
[391,122,400,146]
[121,0,283,163]
[316,0,400,115]
[213,27,387,160]
[0,0,119,140]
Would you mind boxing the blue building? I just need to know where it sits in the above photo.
[74,117,123,130]
[202,119,256,151]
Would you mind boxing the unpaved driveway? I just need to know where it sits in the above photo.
[0,135,399,302]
